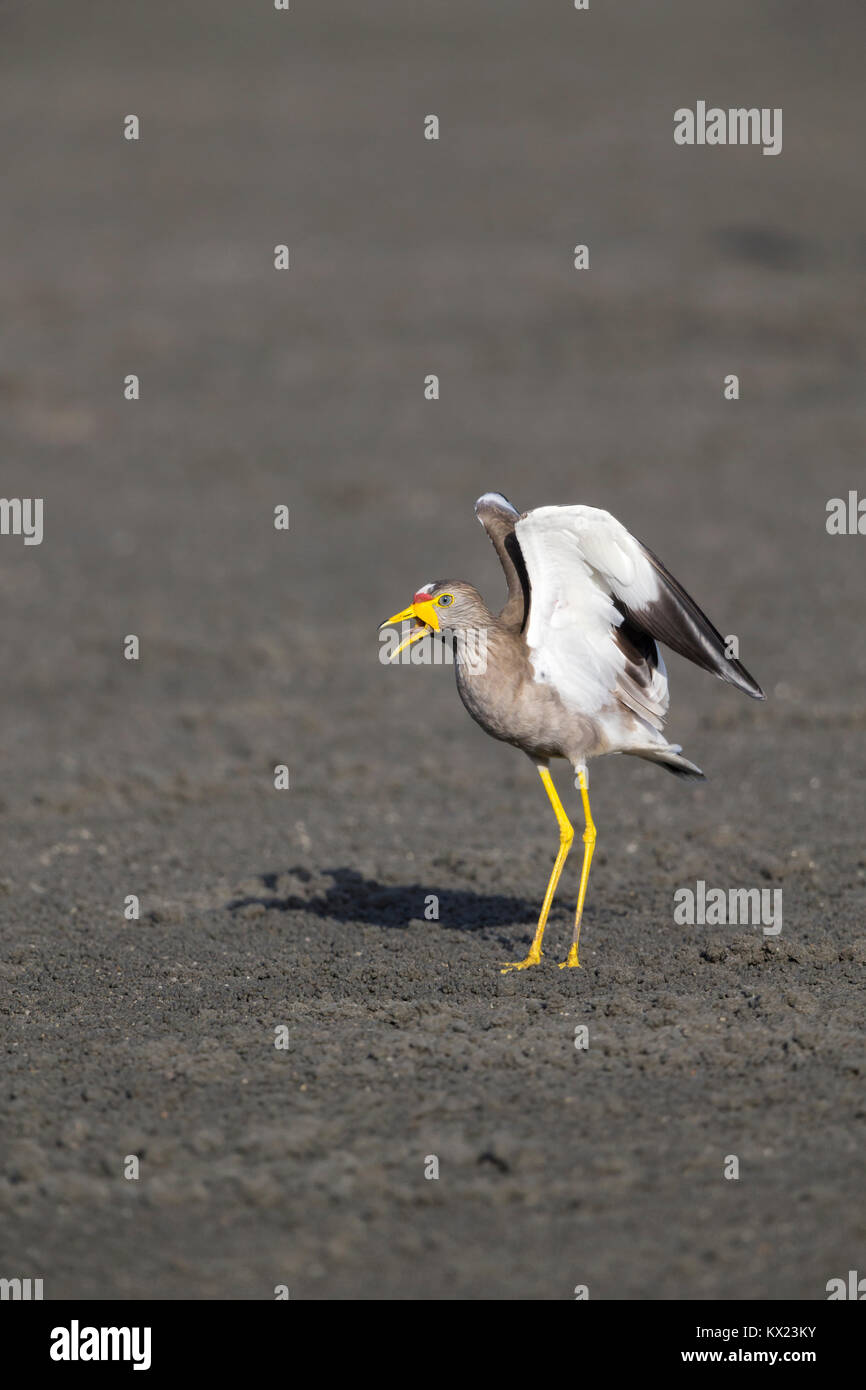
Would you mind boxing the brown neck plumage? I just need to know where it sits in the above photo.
[482,513,530,632]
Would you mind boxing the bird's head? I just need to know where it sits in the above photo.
[379,581,486,659]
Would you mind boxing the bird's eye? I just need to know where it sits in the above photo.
[437,593,454,607]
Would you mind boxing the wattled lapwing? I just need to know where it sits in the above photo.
[380,493,764,972]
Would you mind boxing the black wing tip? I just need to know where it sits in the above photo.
[637,540,767,701]
[724,662,766,701]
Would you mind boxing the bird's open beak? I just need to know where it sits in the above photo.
[379,595,441,659]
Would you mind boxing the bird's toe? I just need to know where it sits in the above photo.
[500,954,542,974]
[558,949,581,970]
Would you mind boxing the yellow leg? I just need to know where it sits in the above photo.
[502,765,573,973]
[559,767,596,969]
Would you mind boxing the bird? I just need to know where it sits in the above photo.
[380,493,764,973]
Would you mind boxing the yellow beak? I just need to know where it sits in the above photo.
[379,598,441,659]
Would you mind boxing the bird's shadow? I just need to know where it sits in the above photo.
[227,865,540,933]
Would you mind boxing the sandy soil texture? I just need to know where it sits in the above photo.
[0,1,863,1299]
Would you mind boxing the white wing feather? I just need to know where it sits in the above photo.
[515,505,667,730]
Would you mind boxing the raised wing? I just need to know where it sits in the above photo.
[514,506,764,718]
[474,492,530,632]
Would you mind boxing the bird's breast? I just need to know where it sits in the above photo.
[455,644,599,761]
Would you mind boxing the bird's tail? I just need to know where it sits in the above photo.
[628,743,705,780]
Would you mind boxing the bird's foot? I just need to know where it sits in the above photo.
[558,945,581,970]
[501,951,542,974]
